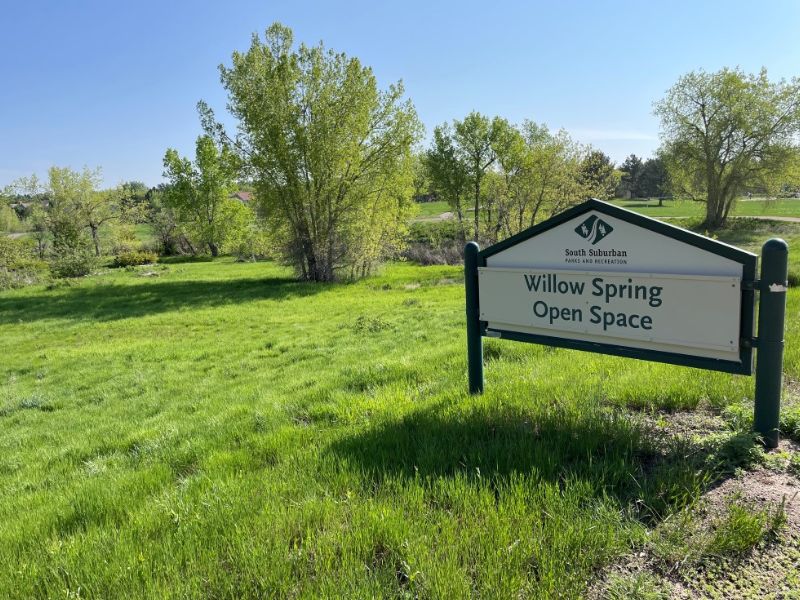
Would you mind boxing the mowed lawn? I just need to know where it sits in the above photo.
[1,221,799,597]
[612,197,800,219]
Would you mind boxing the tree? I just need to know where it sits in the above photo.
[45,167,98,255]
[425,124,470,238]
[118,181,149,216]
[410,153,434,201]
[638,156,669,201]
[454,112,502,240]
[489,122,588,240]
[162,135,239,257]
[578,149,619,200]
[655,67,800,227]
[618,154,643,198]
[198,23,422,281]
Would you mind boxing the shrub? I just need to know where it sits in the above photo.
[403,221,465,265]
[50,250,97,278]
[402,242,463,266]
[407,220,462,246]
[112,251,158,268]
[0,237,45,290]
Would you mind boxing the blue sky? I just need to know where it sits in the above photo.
[2,0,799,188]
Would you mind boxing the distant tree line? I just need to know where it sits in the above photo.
[5,26,799,287]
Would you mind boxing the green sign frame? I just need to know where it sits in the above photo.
[465,199,788,447]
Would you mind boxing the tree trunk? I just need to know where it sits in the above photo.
[704,191,727,229]
[90,225,101,257]
[473,176,480,241]
[209,243,219,257]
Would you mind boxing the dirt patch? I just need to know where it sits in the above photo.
[589,459,800,599]
[639,409,730,440]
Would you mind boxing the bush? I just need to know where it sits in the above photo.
[404,221,464,265]
[407,220,462,246]
[402,242,463,266]
[0,237,45,290]
[50,251,97,278]
[112,251,158,268]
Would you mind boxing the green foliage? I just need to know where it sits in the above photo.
[112,250,159,268]
[579,149,619,201]
[49,248,97,278]
[0,204,26,233]
[163,136,239,257]
[656,67,800,227]
[617,153,644,197]
[223,202,272,261]
[638,156,670,198]
[0,237,44,289]
[404,221,463,265]
[202,23,422,280]
[8,166,130,262]
[145,185,184,255]
[426,118,590,243]
[407,220,462,246]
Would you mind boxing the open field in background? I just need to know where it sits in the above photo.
[613,198,800,219]
[408,197,800,222]
[1,219,799,597]
[413,200,452,219]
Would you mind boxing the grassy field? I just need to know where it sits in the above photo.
[411,197,800,224]
[612,197,800,219]
[413,200,452,219]
[1,220,799,597]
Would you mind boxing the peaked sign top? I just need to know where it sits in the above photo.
[480,198,756,277]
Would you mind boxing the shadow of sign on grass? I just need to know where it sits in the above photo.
[0,276,328,323]
[328,403,759,522]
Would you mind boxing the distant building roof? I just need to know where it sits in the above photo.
[231,191,253,203]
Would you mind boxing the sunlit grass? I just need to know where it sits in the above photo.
[613,197,800,219]
[1,221,797,597]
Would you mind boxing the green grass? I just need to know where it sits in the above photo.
[612,197,800,219]
[412,200,451,218]
[1,222,799,597]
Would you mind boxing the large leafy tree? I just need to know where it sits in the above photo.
[199,23,422,281]
[655,67,800,227]
[578,149,619,201]
[162,135,239,257]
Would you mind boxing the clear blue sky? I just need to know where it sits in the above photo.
[2,0,799,188]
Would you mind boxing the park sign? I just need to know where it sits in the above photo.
[464,199,789,447]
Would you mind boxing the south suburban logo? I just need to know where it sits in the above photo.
[566,215,628,264]
[575,215,613,244]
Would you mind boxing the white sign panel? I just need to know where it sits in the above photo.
[479,267,742,361]
[479,207,752,364]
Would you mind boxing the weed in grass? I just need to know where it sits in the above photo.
[352,315,392,333]
[708,495,785,557]
[603,572,671,599]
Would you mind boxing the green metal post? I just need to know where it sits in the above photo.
[754,238,789,449]
[464,241,484,394]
